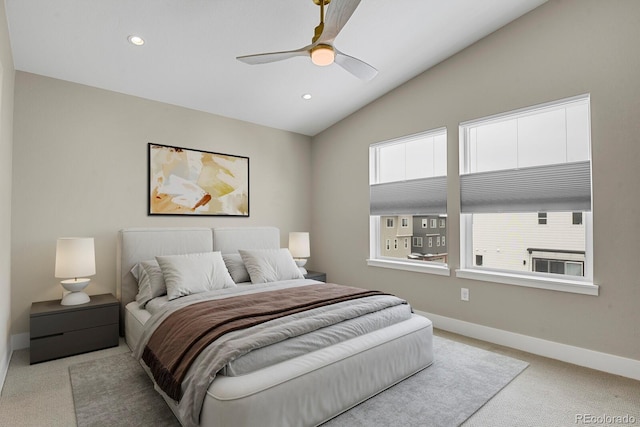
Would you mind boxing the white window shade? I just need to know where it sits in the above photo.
[370,176,447,216]
[460,160,591,213]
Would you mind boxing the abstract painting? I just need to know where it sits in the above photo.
[148,143,249,216]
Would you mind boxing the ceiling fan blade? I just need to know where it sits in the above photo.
[318,0,362,44]
[237,46,310,65]
[334,49,378,81]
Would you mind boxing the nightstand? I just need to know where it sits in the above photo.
[30,293,119,364]
[304,270,327,282]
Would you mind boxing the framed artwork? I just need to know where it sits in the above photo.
[148,143,249,216]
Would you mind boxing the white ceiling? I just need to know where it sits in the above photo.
[5,0,547,136]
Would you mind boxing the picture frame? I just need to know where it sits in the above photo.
[148,143,249,216]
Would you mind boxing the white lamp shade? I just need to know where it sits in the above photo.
[55,238,96,278]
[289,232,310,258]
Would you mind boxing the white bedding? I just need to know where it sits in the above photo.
[132,279,417,426]
[126,297,432,427]
[129,279,413,377]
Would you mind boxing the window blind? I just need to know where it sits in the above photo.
[370,176,447,216]
[460,160,591,213]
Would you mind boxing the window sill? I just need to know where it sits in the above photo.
[367,258,451,276]
[455,268,599,296]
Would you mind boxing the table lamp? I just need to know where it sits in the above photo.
[289,232,310,275]
[55,237,96,306]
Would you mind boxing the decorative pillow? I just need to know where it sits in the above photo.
[222,253,251,283]
[156,251,236,300]
[133,260,167,308]
[239,248,305,284]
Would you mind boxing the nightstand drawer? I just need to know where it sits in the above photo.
[30,323,119,364]
[304,271,326,282]
[30,305,119,338]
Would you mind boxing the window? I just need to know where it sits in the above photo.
[538,212,547,225]
[428,237,433,248]
[404,238,409,249]
[386,218,394,228]
[369,128,449,275]
[572,212,583,225]
[458,95,596,295]
[533,258,584,277]
[394,239,398,250]
[401,218,409,228]
[442,235,446,246]
[440,219,446,228]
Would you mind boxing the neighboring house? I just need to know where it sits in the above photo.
[473,211,586,276]
[379,216,413,260]
[380,212,586,275]
[412,215,447,263]
[380,215,448,263]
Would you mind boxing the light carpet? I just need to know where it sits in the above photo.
[69,336,528,427]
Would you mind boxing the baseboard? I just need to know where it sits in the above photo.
[417,310,640,381]
[1,333,30,393]
[1,336,12,394]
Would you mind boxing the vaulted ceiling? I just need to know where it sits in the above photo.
[6,0,547,136]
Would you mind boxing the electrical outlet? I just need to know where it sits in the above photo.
[461,288,469,301]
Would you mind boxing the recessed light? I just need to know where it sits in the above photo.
[302,93,312,100]
[128,35,145,46]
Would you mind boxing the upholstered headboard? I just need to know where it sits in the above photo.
[212,226,280,254]
[116,226,280,335]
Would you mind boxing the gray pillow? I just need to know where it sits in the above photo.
[156,251,236,300]
[239,248,304,284]
[222,253,251,283]
[133,260,167,308]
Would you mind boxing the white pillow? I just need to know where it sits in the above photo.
[239,249,304,284]
[156,252,236,300]
[222,253,251,283]
[133,260,167,308]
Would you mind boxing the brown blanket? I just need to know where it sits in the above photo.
[142,283,388,401]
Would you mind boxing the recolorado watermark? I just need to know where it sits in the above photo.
[576,413,637,425]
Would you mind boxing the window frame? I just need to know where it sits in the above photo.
[368,128,450,277]
[456,95,598,296]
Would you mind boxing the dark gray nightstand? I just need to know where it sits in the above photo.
[30,293,119,364]
[304,270,327,282]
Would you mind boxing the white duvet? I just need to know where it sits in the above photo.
[134,279,412,427]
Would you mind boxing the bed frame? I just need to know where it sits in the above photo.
[117,227,433,427]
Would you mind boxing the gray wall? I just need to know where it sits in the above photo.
[311,0,640,360]
[10,73,312,334]
[0,0,16,379]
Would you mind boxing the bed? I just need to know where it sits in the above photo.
[117,227,433,427]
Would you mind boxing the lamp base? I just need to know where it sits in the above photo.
[294,258,308,275]
[60,278,91,306]
[61,291,90,306]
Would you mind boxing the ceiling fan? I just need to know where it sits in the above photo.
[236,0,377,81]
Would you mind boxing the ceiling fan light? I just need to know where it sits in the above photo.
[128,35,145,46]
[311,45,335,66]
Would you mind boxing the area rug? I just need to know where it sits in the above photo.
[69,336,528,427]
